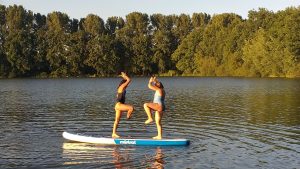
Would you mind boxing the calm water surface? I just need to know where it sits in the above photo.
[0,77,299,169]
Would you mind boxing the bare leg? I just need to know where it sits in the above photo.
[112,109,121,138]
[144,103,153,124]
[126,106,134,119]
[153,111,163,139]
[112,103,134,137]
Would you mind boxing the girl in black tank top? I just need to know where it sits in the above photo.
[112,72,134,138]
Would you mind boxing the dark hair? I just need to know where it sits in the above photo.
[157,82,164,89]
[118,79,127,88]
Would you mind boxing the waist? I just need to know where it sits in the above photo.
[116,92,126,103]
[116,98,125,103]
[153,97,164,105]
[153,99,165,111]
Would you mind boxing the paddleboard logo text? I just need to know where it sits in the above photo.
[119,140,136,145]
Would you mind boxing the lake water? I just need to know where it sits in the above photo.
[0,77,299,169]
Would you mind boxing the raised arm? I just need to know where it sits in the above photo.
[118,72,131,92]
[148,77,160,91]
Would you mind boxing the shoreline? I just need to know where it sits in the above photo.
[0,74,299,79]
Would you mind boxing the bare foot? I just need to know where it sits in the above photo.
[145,118,153,124]
[127,111,133,119]
[152,136,162,139]
[112,133,120,138]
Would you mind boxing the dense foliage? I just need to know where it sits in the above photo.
[0,4,299,78]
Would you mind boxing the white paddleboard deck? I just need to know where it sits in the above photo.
[63,132,189,146]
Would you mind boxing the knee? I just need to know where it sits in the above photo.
[115,103,120,110]
[143,103,148,108]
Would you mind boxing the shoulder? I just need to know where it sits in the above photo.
[156,88,164,95]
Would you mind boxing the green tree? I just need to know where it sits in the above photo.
[82,14,120,76]
[0,4,9,77]
[173,14,192,43]
[277,7,300,64]
[64,30,87,76]
[171,28,203,74]
[242,28,297,77]
[45,12,71,77]
[247,8,274,31]
[217,14,245,76]
[84,35,119,76]
[105,16,124,35]
[31,13,49,77]
[83,14,105,36]
[34,28,50,76]
[150,14,176,73]
[0,4,299,78]
[4,5,35,77]
[70,18,79,33]
[193,13,245,76]
[117,12,152,75]
[33,13,46,30]
[191,13,211,29]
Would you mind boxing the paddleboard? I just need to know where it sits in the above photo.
[62,132,189,146]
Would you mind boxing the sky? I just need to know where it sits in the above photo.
[1,0,300,20]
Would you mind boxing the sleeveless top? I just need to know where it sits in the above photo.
[116,90,126,104]
[153,90,165,111]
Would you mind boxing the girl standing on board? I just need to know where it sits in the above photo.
[112,72,134,138]
[144,76,166,139]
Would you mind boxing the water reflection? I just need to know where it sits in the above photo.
[243,91,300,125]
[62,143,118,166]
[112,146,166,169]
[112,146,131,169]
[150,148,165,169]
[62,143,166,168]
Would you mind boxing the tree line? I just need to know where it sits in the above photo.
[0,4,299,78]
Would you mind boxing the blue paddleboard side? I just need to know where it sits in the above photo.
[114,139,190,146]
